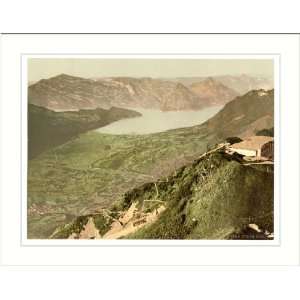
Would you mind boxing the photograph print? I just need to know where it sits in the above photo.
[27,57,275,240]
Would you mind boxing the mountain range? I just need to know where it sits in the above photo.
[214,74,274,94]
[28,74,273,112]
[164,74,273,94]
[28,75,205,111]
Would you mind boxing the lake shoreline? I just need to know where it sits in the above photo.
[96,106,223,135]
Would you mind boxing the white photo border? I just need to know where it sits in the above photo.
[0,34,299,266]
[21,53,280,247]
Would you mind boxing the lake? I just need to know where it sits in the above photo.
[96,106,223,135]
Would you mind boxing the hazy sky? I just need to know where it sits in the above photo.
[28,58,273,82]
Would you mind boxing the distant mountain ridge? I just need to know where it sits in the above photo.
[28,74,206,111]
[163,74,273,95]
[190,77,239,106]
[107,77,207,111]
[214,74,273,94]
[28,73,273,112]
[29,74,132,111]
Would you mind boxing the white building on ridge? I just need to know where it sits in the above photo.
[229,136,274,159]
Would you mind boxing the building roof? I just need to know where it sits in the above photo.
[230,136,274,151]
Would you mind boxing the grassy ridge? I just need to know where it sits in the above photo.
[125,152,273,239]
[51,151,274,240]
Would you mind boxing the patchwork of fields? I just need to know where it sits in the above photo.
[28,125,216,238]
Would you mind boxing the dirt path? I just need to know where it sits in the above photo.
[199,144,227,159]
[68,202,165,240]
[78,217,101,239]
[243,161,274,166]
[103,202,165,239]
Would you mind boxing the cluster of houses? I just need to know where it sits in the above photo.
[224,136,274,161]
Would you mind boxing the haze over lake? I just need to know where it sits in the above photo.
[96,106,223,134]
